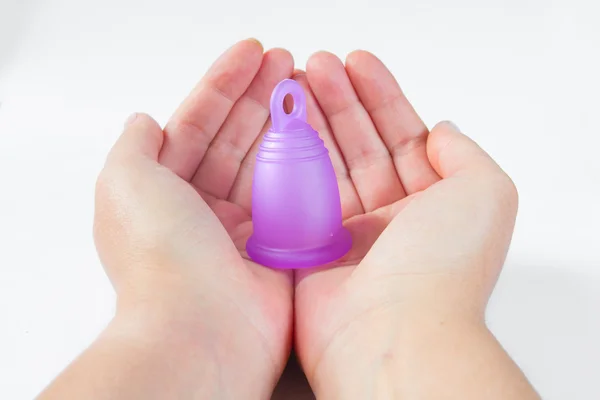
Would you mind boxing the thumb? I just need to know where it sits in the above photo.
[427,121,500,179]
[107,113,164,164]
[426,120,519,217]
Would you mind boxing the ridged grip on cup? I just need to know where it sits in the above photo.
[246,79,352,269]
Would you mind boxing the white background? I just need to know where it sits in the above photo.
[1,0,599,398]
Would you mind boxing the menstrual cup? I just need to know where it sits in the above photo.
[246,79,352,269]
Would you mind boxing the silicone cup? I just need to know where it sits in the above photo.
[246,79,352,269]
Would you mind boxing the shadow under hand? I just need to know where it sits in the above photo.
[487,261,600,400]
[0,0,38,73]
[271,351,315,400]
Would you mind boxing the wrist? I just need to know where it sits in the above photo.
[109,291,281,399]
[308,306,487,399]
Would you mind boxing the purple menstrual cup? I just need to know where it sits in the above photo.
[246,79,352,269]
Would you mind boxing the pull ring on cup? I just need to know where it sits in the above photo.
[270,79,307,131]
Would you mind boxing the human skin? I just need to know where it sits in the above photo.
[38,39,539,399]
[293,51,540,399]
[39,39,295,400]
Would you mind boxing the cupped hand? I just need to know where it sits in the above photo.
[293,51,521,396]
[93,39,295,397]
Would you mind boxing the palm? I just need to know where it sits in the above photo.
[286,50,442,268]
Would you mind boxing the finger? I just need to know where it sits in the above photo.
[426,121,519,217]
[427,121,501,178]
[107,113,164,164]
[191,48,294,199]
[159,38,264,180]
[228,118,271,213]
[293,72,364,219]
[345,50,441,194]
[306,51,405,212]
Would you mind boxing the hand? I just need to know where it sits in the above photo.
[293,51,537,398]
[93,39,294,398]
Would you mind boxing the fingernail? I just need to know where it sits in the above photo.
[444,120,461,132]
[124,113,138,127]
[247,37,263,50]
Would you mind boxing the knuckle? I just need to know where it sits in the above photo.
[165,119,212,154]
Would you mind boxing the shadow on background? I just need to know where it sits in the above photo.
[488,261,600,399]
[0,0,38,73]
